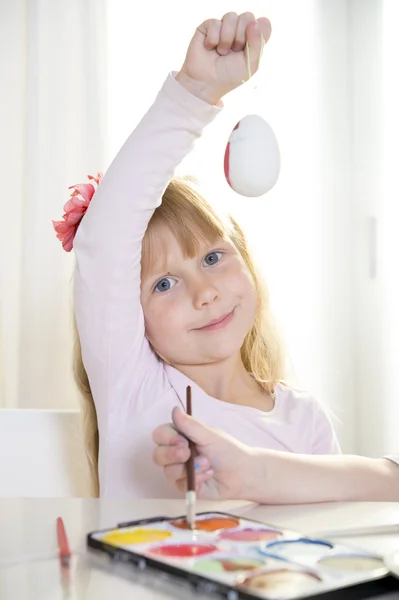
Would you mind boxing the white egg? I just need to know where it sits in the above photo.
[224,114,280,198]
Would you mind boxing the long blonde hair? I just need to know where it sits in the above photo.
[73,177,285,496]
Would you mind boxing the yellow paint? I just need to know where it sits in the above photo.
[102,528,172,546]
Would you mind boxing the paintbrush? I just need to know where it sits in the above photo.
[185,385,196,530]
[56,517,72,598]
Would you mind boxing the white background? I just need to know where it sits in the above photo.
[1,0,398,458]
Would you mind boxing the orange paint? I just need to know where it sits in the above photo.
[171,516,240,532]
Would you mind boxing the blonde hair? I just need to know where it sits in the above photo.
[73,177,285,496]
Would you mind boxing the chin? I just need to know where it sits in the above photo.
[172,339,242,366]
[203,337,246,363]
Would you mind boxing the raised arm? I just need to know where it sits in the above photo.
[73,74,221,425]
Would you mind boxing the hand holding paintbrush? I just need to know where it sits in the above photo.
[185,385,196,529]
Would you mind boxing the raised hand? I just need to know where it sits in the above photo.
[176,12,271,105]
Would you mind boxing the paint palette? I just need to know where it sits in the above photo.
[87,512,396,599]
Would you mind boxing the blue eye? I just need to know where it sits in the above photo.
[154,277,176,293]
[203,251,223,266]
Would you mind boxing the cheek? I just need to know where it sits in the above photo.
[226,262,257,300]
[231,268,258,320]
[143,300,180,344]
[241,278,258,317]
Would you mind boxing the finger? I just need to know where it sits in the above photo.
[173,408,241,453]
[152,423,187,446]
[256,17,272,45]
[195,455,211,471]
[164,463,186,485]
[172,406,218,447]
[217,12,239,55]
[201,18,222,51]
[245,18,272,74]
[195,470,215,497]
[175,470,214,495]
[233,12,255,52]
[162,456,210,479]
[172,406,216,446]
[174,474,187,494]
[196,469,214,485]
[152,444,190,467]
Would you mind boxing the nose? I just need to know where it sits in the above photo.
[189,274,220,309]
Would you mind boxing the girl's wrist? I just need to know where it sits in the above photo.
[174,71,222,106]
[237,447,270,503]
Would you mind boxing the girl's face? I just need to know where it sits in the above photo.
[140,222,258,367]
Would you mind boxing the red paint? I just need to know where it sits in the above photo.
[219,528,281,542]
[224,120,240,189]
[171,516,240,532]
[150,543,217,558]
[224,141,232,187]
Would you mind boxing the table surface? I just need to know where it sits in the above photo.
[0,498,399,599]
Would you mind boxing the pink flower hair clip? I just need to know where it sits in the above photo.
[52,172,103,252]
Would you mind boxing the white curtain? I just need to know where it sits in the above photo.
[1,0,398,457]
[379,0,399,456]
[0,0,107,408]
[352,0,399,457]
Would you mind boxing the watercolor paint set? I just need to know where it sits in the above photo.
[87,511,396,599]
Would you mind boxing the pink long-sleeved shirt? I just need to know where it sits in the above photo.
[73,74,340,498]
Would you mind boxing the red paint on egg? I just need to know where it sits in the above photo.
[224,120,240,188]
[224,142,232,187]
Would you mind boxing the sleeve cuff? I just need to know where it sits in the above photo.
[383,454,399,466]
[159,72,222,125]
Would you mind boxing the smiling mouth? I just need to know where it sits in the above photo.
[195,309,235,332]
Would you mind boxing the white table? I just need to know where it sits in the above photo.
[0,498,398,599]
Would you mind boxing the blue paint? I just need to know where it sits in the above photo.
[267,538,333,551]
[258,537,333,561]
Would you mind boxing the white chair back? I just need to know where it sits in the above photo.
[0,409,91,497]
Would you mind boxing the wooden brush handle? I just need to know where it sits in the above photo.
[186,386,196,492]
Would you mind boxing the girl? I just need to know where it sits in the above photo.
[54,13,340,498]
[153,408,399,502]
